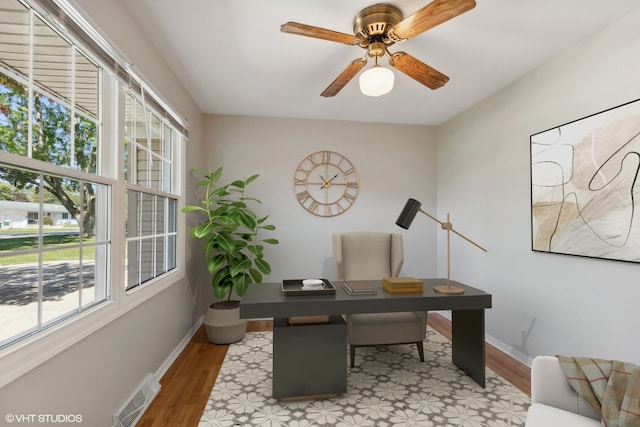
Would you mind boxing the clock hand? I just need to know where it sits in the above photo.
[323,173,339,188]
[320,175,328,189]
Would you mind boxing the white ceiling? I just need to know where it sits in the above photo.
[120,0,640,126]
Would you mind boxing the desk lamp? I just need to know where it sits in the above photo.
[396,198,487,295]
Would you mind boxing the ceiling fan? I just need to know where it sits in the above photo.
[280,0,476,97]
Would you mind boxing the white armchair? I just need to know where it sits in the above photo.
[333,231,427,368]
[525,355,601,427]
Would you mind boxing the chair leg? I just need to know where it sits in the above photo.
[350,345,356,368]
[416,341,425,362]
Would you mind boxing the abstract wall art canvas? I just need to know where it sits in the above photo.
[531,99,640,263]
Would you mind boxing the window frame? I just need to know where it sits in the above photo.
[0,0,187,388]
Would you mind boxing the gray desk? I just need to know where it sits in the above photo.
[240,278,492,398]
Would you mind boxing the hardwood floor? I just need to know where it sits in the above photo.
[138,314,530,427]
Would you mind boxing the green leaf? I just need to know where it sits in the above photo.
[230,259,251,277]
[254,258,271,275]
[181,205,206,213]
[247,245,264,256]
[233,273,252,297]
[207,254,225,275]
[241,196,262,204]
[229,179,245,189]
[207,166,223,183]
[238,210,257,230]
[217,233,235,253]
[231,201,248,209]
[212,269,232,300]
[248,267,263,284]
[193,223,214,239]
[245,174,259,185]
[262,238,279,245]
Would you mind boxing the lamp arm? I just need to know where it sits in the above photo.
[450,227,487,252]
[419,208,487,252]
[418,208,445,226]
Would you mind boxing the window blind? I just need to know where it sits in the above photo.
[26,0,189,138]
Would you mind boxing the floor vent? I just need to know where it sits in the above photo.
[113,373,161,427]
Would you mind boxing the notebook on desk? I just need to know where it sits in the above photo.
[342,282,376,295]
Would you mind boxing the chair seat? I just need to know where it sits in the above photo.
[347,312,426,346]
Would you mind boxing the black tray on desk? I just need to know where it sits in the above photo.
[281,279,336,296]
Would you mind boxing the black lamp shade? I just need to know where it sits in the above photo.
[396,198,422,229]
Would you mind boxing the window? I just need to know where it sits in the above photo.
[0,0,185,355]
[0,0,110,348]
[124,92,178,290]
[27,212,38,224]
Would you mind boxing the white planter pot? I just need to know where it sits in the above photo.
[204,302,247,344]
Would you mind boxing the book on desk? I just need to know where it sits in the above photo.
[342,282,376,295]
[382,277,423,293]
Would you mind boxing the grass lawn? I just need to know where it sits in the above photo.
[0,229,95,265]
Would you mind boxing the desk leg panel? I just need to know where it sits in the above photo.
[451,309,486,387]
[272,316,347,399]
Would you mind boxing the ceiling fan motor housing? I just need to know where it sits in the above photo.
[353,4,403,48]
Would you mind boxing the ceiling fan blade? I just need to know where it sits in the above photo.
[320,58,367,97]
[389,52,449,90]
[390,0,476,41]
[280,22,359,45]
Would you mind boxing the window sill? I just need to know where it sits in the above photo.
[0,267,185,388]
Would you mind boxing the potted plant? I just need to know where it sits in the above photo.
[183,167,278,344]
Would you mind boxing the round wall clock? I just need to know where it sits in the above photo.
[293,150,360,217]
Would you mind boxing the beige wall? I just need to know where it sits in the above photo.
[437,9,640,364]
[203,115,439,283]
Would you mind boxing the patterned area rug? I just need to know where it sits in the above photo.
[199,327,529,426]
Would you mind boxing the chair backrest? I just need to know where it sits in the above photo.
[333,232,403,281]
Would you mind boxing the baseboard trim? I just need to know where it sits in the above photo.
[155,315,204,381]
[485,335,533,367]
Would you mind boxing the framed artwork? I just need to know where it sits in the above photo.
[530,98,640,263]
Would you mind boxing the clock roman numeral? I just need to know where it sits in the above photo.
[296,191,310,203]
[306,153,319,166]
[321,151,331,164]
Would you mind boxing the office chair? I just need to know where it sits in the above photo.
[333,231,427,367]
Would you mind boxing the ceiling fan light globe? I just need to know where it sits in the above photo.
[359,65,394,97]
